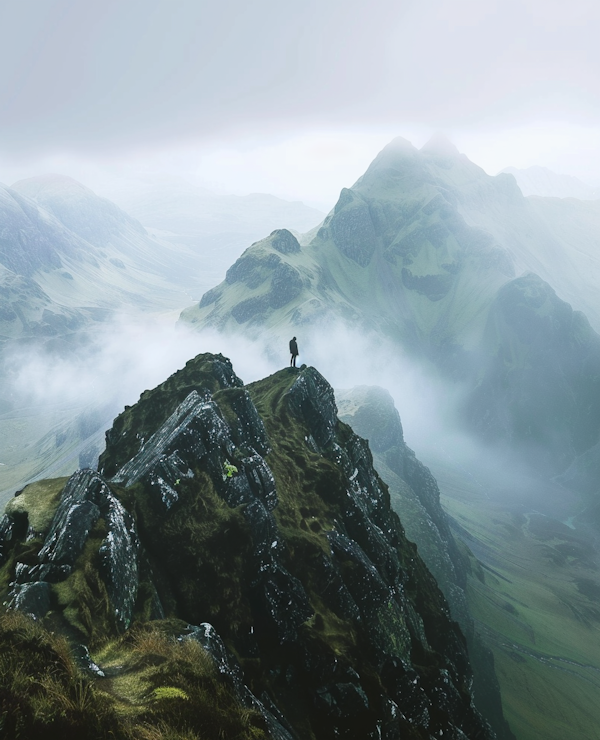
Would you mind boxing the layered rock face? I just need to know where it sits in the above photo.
[0,353,498,739]
[337,386,514,740]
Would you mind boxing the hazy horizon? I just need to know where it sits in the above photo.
[2,0,600,209]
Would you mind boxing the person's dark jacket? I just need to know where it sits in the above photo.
[289,338,299,356]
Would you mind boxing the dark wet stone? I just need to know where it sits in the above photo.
[184,622,243,683]
[243,453,278,511]
[221,472,255,508]
[230,390,270,455]
[286,367,338,449]
[36,473,104,579]
[146,473,179,510]
[111,390,218,486]
[98,492,139,631]
[210,357,245,389]
[380,702,402,740]
[260,691,297,738]
[253,563,313,645]
[184,622,294,740]
[8,581,52,620]
[380,658,432,729]
[8,468,142,631]
[337,434,387,503]
[430,669,464,719]
[314,682,369,718]
[403,600,430,649]
[327,530,390,610]
[38,469,105,549]
[342,492,401,585]
[313,552,361,622]
[244,499,283,568]
[0,515,15,565]
[72,643,106,677]
[142,451,194,511]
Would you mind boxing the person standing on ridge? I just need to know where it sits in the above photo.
[289,336,299,367]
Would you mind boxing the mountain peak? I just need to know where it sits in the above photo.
[420,133,460,157]
[383,136,418,153]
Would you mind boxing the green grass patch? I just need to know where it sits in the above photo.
[4,477,68,534]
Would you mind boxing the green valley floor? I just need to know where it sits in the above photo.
[427,452,600,740]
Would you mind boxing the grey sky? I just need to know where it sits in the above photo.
[1,0,599,203]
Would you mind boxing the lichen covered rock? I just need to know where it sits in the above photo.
[2,468,142,632]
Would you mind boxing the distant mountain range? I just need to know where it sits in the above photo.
[99,174,324,237]
[0,174,197,345]
[181,136,600,479]
[501,165,600,199]
[0,173,324,347]
[3,141,600,740]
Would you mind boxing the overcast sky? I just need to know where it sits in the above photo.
[1,0,599,207]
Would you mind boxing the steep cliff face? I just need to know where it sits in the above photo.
[337,387,469,620]
[0,353,498,739]
[337,386,514,740]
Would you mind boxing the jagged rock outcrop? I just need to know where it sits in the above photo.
[0,353,499,739]
[337,385,514,740]
[1,469,140,632]
[337,388,467,605]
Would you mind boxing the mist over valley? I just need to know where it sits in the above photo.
[3,135,600,740]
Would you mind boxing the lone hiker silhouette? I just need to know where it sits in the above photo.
[289,336,299,367]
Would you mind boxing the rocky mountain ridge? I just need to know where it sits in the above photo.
[0,353,500,739]
[337,386,513,739]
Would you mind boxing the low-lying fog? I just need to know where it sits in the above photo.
[1,314,584,531]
